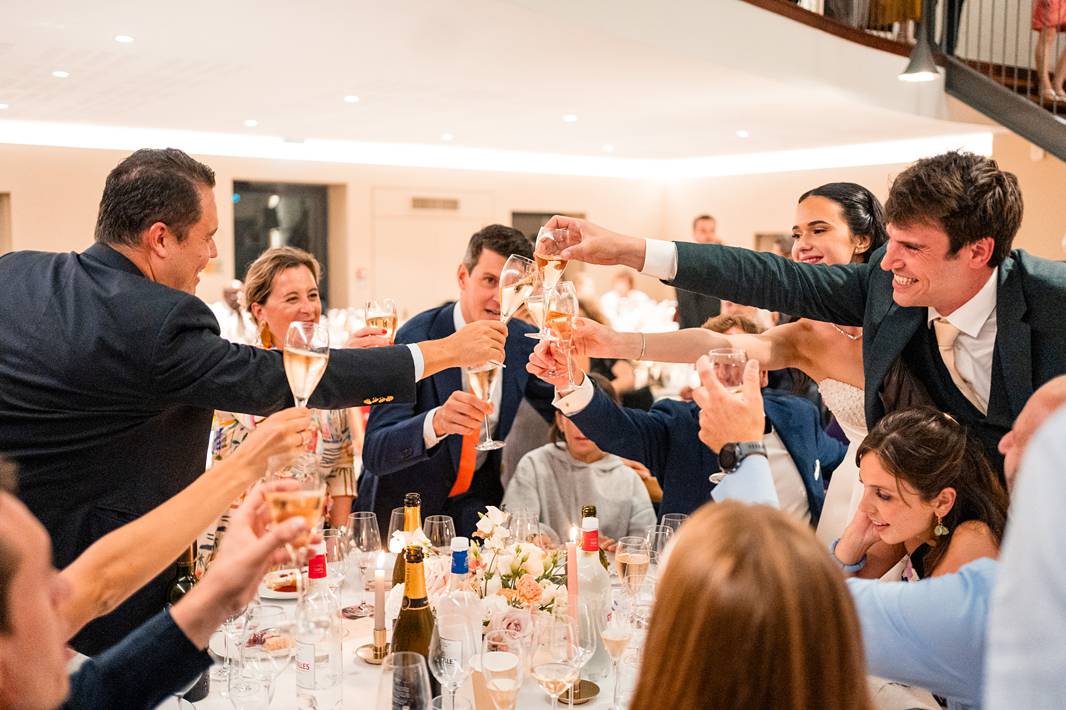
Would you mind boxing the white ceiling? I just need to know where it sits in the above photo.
[0,0,991,161]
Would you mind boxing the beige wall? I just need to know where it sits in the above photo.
[1,137,1062,318]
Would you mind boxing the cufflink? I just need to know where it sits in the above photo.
[363,398,372,405]
[385,395,394,402]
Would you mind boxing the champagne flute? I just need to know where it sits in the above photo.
[429,619,477,710]
[366,299,399,345]
[342,511,381,618]
[546,281,579,390]
[523,285,549,340]
[534,227,571,292]
[482,629,525,710]
[508,510,538,544]
[567,603,598,705]
[614,537,651,598]
[284,321,330,408]
[265,454,326,595]
[376,651,433,710]
[423,515,457,556]
[498,254,537,323]
[321,528,347,594]
[644,524,673,577]
[530,615,579,710]
[600,597,635,710]
[465,363,504,451]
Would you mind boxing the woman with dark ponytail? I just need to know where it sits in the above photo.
[832,407,1008,579]
[533,183,887,538]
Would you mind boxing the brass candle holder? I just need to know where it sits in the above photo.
[356,628,390,665]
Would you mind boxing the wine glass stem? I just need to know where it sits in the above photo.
[612,659,620,710]
[482,417,492,445]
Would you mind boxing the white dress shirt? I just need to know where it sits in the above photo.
[926,268,998,414]
[985,407,1066,709]
[421,303,501,463]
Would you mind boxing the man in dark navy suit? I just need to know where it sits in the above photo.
[528,314,845,524]
[0,148,504,654]
[359,225,556,536]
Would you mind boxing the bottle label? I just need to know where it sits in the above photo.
[581,529,599,552]
[295,640,315,688]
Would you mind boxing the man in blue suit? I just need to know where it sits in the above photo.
[529,314,845,525]
[359,225,556,535]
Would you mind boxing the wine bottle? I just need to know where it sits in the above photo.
[295,552,343,709]
[167,545,210,701]
[580,504,610,571]
[392,492,422,586]
[391,545,439,695]
[576,517,611,681]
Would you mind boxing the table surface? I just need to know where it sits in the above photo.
[196,589,615,710]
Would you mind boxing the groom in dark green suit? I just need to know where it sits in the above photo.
[546,152,1066,474]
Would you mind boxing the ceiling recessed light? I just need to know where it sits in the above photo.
[52,70,70,79]
[602,144,615,153]
[562,114,578,123]
[114,35,134,44]
[440,132,455,142]
[736,130,750,138]
[0,103,8,110]
[243,119,258,128]
[343,95,360,104]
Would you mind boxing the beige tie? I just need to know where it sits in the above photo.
[932,318,986,414]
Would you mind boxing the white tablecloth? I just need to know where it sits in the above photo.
[196,590,614,710]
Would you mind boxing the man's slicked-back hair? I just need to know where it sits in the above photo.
[94,148,216,247]
[462,224,533,272]
[885,151,1022,267]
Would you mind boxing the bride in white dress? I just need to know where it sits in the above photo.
[553,182,886,543]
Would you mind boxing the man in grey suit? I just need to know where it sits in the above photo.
[545,151,1066,475]
[0,148,504,654]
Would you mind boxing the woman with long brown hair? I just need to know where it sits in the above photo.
[629,501,874,710]
[833,407,1009,580]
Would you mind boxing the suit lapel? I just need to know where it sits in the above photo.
[863,303,925,423]
[993,259,1032,416]
[427,303,463,469]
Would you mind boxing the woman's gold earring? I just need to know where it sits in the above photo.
[934,515,949,537]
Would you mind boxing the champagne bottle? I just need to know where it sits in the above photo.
[576,517,611,681]
[580,504,609,571]
[391,545,439,694]
[392,493,422,586]
[167,545,209,701]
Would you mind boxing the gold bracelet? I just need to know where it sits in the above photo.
[638,332,647,361]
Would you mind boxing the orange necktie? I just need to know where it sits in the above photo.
[449,432,478,497]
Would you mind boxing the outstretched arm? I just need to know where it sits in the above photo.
[59,408,311,638]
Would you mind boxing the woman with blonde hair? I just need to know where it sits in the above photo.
[629,501,874,710]
[209,246,389,532]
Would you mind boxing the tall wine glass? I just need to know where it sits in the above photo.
[429,619,477,710]
[530,614,579,710]
[499,254,537,323]
[567,603,598,705]
[321,528,347,594]
[482,629,525,710]
[601,601,635,710]
[265,454,326,595]
[376,651,433,710]
[465,363,504,451]
[366,299,399,345]
[660,513,688,535]
[614,536,651,598]
[644,524,673,578]
[343,511,381,618]
[523,284,549,340]
[238,604,293,706]
[508,510,538,544]
[423,515,457,555]
[534,226,570,292]
[546,281,579,390]
[284,321,329,408]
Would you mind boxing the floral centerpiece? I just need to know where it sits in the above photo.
[386,507,567,630]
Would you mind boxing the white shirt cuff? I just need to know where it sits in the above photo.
[406,343,425,381]
[641,239,679,281]
[422,406,444,449]
[710,454,780,508]
[553,375,594,416]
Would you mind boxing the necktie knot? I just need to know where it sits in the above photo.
[933,317,961,351]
